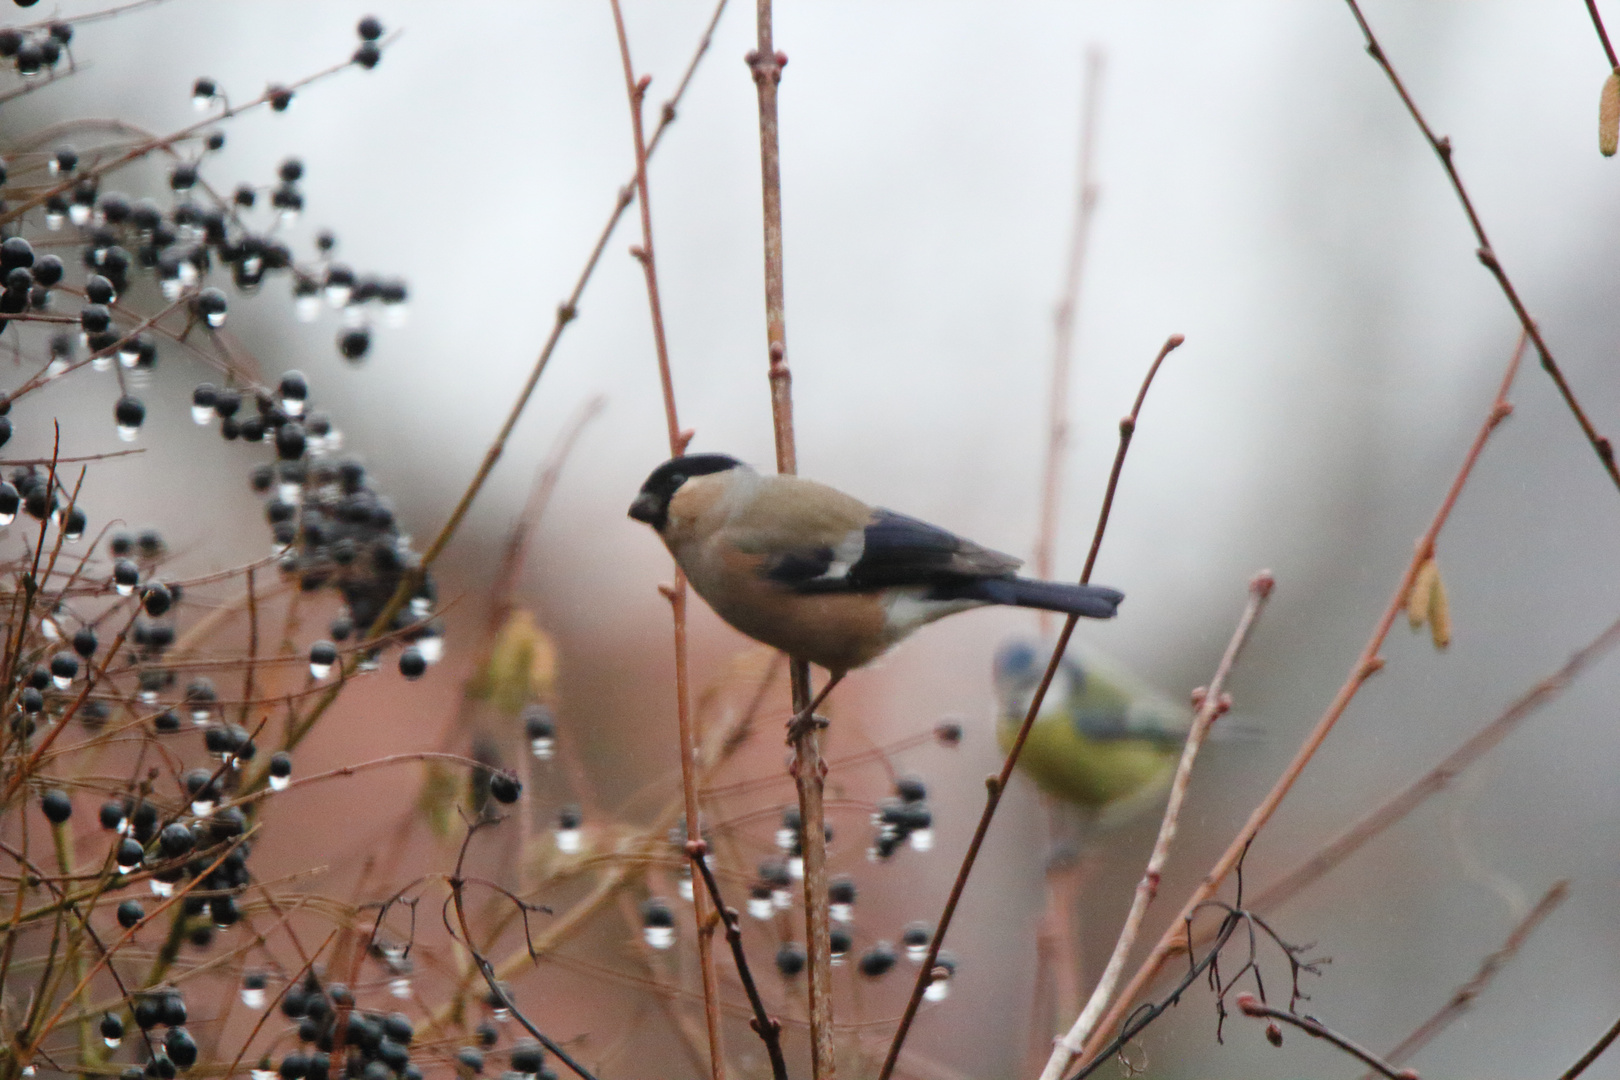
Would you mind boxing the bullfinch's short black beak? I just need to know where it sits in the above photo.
[628,492,661,525]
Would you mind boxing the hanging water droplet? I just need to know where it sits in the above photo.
[643,926,674,950]
[788,857,804,880]
[205,310,225,329]
[413,634,442,665]
[191,403,214,425]
[240,986,265,1009]
[325,283,352,308]
[91,353,112,373]
[45,359,68,378]
[296,294,321,322]
[677,870,693,902]
[309,660,332,681]
[252,1069,276,1080]
[775,826,796,852]
[178,262,199,287]
[491,1006,510,1024]
[389,976,411,999]
[45,210,64,231]
[103,1035,121,1049]
[268,773,289,792]
[150,879,173,898]
[386,304,408,328]
[907,942,928,964]
[925,977,950,1002]
[530,736,554,760]
[119,341,141,367]
[116,423,139,443]
[68,204,92,227]
[190,797,214,817]
[909,828,935,853]
[772,888,792,911]
[555,827,582,855]
[748,894,773,921]
[831,902,853,924]
[409,596,432,618]
[160,278,182,301]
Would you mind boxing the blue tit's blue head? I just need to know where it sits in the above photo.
[993,638,1085,720]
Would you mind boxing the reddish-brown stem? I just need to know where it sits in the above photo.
[1074,331,1529,1066]
[1342,0,1620,494]
[607,3,724,1076]
[879,334,1181,1080]
[1586,0,1620,69]
[1033,49,1105,590]
[1040,572,1274,1080]
[747,3,834,1077]
[1370,880,1566,1076]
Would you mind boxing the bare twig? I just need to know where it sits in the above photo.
[1237,995,1414,1080]
[1585,0,1620,69]
[1074,330,1529,1066]
[1040,571,1275,1080]
[448,822,599,1080]
[1341,0,1620,494]
[879,334,1182,1080]
[606,2,725,1076]
[1033,49,1105,590]
[687,840,789,1080]
[1558,1013,1620,1080]
[1249,617,1620,916]
[744,3,836,1077]
[1370,881,1566,1076]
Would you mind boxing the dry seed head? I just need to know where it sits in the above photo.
[1427,562,1452,650]
[1600,70,1619,157]
[1407,557,1438,630]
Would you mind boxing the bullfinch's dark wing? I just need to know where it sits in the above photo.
[765,508,1021,592]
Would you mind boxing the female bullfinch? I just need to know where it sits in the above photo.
[628,454,1125,696]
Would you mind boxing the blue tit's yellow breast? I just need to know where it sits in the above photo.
[998,713,1178,812]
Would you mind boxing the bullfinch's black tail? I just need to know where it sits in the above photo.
[932,577,1124,618]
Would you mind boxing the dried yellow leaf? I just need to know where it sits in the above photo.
[1601,69,1620,157]
[1427,564,1452,650]
[473,610,557,715]
[1408,557,1438,630]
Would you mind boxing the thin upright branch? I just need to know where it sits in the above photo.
[1074,333,1529,1067]
[415,0,724,576]
[746,4,835,1078]
[687,840,789,1080]
[1341,0,1620,494]
[606,3,724,1076]
[1033,49,1105,588]
[1040,571,1275,1080]
[1371,880,1566,1076]
[879,334,1182,1080]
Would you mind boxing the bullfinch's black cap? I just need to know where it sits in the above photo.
[629,453,742,530]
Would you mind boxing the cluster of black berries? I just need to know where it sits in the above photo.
[0,20,71,77]
[869,774,934,860]
[199,369,442,678]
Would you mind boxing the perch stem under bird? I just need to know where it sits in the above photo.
[628,453,1125,733]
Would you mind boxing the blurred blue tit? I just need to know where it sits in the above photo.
[629,455,1125,681]
[992,637,1191,823]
